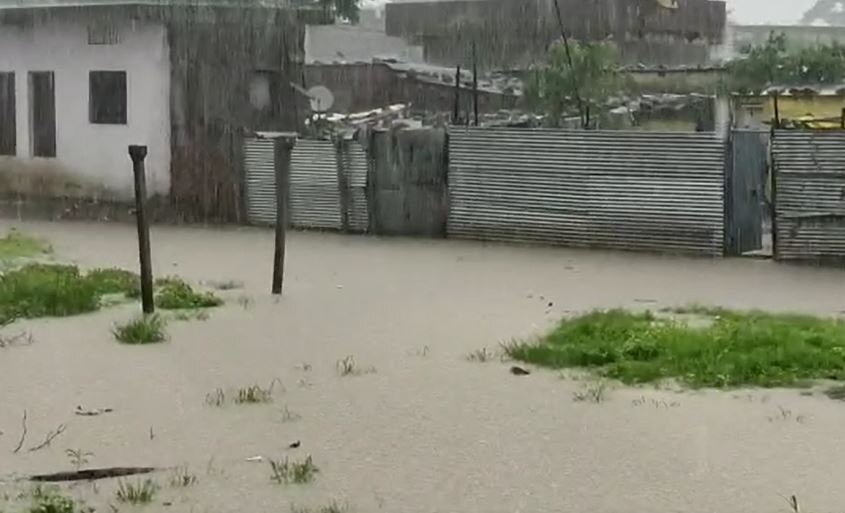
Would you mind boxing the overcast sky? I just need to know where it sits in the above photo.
[722,0,817,25]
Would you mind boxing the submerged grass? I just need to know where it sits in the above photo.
[508,308,845,388]
[0,229,51,261]
[155,278,223,310]
[113,315,167,345]
[0,264,143,323]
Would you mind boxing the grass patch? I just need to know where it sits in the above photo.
[205,388,226,407]
[0,264,99,322]
[0,229,51,262]
[291,501,349,513]
[84,268,139,297]
[113,314,167,345]
[169,465,198,488]
[0,264,143,323]
[466,347,495,363]
[572,380,610,403]
[335,355,376,376]
[115,479,158,504]
[234,383,276,404]
[509,308,845,388]
[28,485,86,513]
[156,278,223,310]
[269,456,319,485]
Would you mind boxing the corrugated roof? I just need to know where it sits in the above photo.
[0,0,290,9]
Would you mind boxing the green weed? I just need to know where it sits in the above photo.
[465,347,494,363]
[115,479,158,504]
[572,380,610,403]
[84,268,139,297]
[28,485,88,513]
[64,448,93,470]
[0,264,99,323]
[113,314,167,345]
[509,308,845,388]
[156,278,222,310]
[169,465,198,488]
[291,501,349,513]
[234,382,277,404]
[269,456,319,485]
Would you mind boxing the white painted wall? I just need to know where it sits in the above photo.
[0,16,170,198]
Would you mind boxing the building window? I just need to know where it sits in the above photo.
[89,71,127,124]
[87,24,121,45]
[29,71,56,158]
[0,72,15,156]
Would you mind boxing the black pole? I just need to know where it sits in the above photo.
[272,136,295,295]
[552,0,585,127]
[453,65,461,124]
[472,41,479,126]
[128,145,154,314]
[773,92,781,129]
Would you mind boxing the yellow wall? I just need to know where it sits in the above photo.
[735,95,845,129]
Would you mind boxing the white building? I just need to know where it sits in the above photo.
[0,0,306,218]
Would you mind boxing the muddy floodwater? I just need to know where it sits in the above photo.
[2,220,845,513]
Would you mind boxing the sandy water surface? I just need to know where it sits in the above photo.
[1,220,845,513]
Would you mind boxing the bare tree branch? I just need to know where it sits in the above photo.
[28,423,66,453]
[12,410,27,454]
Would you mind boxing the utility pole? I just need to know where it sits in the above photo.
[552,0,585,128]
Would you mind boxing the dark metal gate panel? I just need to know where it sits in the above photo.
[773,130,845,261]
[726,130,768,255]
[448,127,726,255]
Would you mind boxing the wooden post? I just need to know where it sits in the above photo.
[472,41,479,126]
[272,135,295,295]
[453,66,461,124]
[772,92,781,129]
[840,108,844,129]
[128,145,154,314]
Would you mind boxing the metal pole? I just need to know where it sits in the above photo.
[552,0,585,127]
[128,145,154,314]
[472,41,479,126]
[272,136,295,295]
[453,66,461,124]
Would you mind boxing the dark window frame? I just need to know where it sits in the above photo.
[29,71,56,158]
[89,70,127,125]
[0,71,15,156]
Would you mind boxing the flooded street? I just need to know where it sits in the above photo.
[2,220,845,513]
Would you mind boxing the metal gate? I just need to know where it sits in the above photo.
[726,130,768,255]
[448,127,726,255]
[772,130,845,261]
[244,137,369,231]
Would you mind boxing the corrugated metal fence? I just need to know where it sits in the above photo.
[244,137,369,232]
[773,130,845,261]
[448,127,726,255]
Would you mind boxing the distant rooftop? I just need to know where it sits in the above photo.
[0,0,291,9]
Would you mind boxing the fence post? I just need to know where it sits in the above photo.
[272,135,296,295]
[335,136,351,232]
[128,145,154,314]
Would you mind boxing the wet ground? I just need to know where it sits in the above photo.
[1,220,845,513]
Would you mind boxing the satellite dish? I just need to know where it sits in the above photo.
[307,85,335,113]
